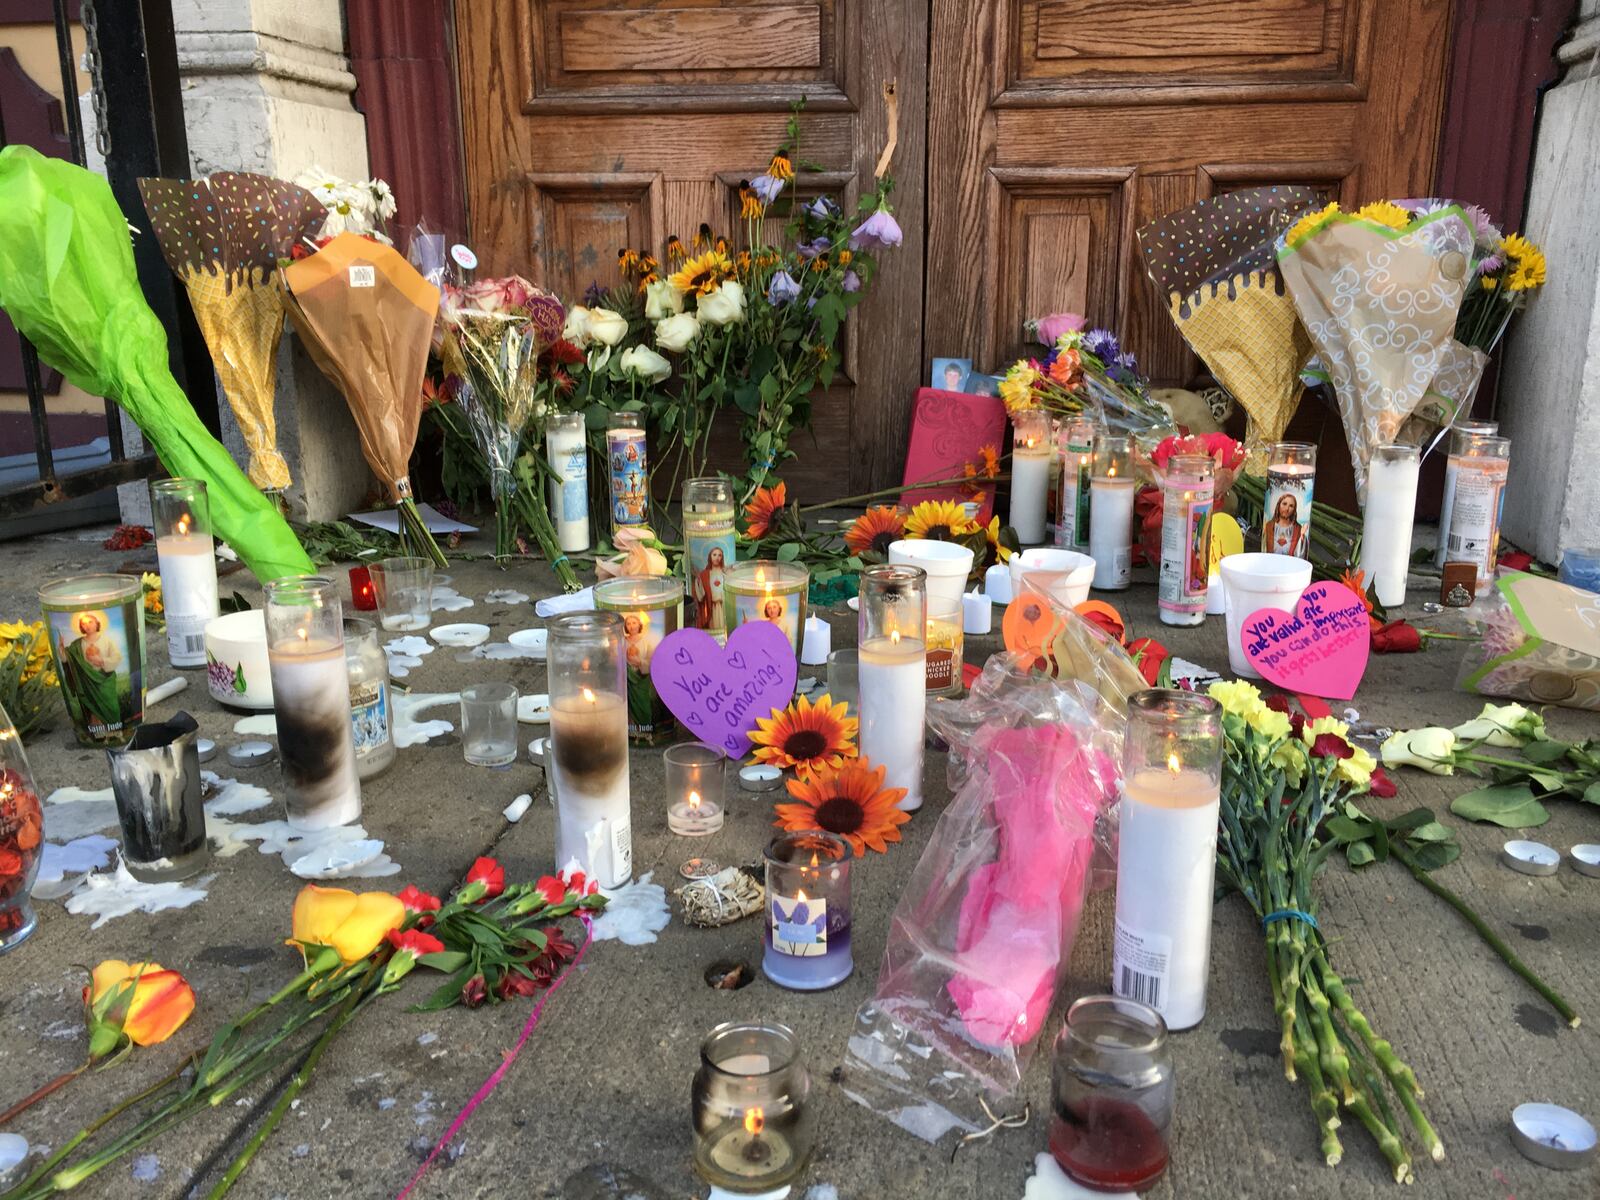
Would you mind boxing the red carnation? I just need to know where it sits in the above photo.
[397,884,442,926]
[542,928,577,965]
[386,928,444,958]
[464,857,505,901]
[460,973,487,1008]
[532,876,567,908]
[1309,732,1354,760]
[1367,767,1398,798]
[547,338,584,365]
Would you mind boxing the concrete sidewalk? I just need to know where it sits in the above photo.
[0,527,1595,1199]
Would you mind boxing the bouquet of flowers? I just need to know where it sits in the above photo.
[999,324,1174,434]
[1132,432,1246,566]
[292,167,398,244]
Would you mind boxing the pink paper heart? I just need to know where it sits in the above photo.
[650,620,797,757]
[1241,580,1370,700]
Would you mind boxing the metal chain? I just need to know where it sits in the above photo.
[80,0,110,161]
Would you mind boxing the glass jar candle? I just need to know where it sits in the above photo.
[264,576,361,830]
[545,412,590,554]
[1157,455,1214,628]
[858,564,926,812]
[344,617,394,780]
[692,1021,816,1192]
[1056,417,1096,551]
[605,410,650,530]
[39,574,146,747]
[665,742,725,836]
[0,700,45,953]
[1262,442,1315,558]
[1111,690,1222,1030]
[724,560,808,658]
[762,830,853,990]
[594,575,684,744]
[1009,408,1052,545]
[1088,433,1134,591]
[684,478,736,638]
[1437,431,1510,588]
[1049,995,1174,1192]
[150,478,219,669]
[347,565,377,612]
[548,611,631,888]
[1433,419,1499,566]
[1359,443,1421,607]
[925,596,964,698]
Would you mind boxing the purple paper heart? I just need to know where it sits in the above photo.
[650,621,797,758]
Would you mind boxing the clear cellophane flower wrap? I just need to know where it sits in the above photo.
[840,625,1123,1144]
[1457,573,1600,712]
[1277,206,1473,498]
[1396,336,1490,451]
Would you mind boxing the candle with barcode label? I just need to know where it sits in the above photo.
[1112,690,1222,1031]
[1433,420,1498,567]
[150,479,219,669]
[1056,417,1095,550]
[548,611,632,889]
[1157,455,1213,627]
[1437,431,1510,587]
[545,412,590,553]
[1089,432,1134,590]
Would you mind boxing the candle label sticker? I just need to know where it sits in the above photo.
[165,609,212,665]
[44,596,145,746]
[651,622,798,758]
[349,679,391,757]
[605,599,680,742]
[611,818,633,881]
[686,521,734,633]
[1112,921,1170,1011]
[770,892,827,956]
[1442,460,1507,581]
[925,620,963,693]
[554,442,587,523]
[606,429,649,527]
[1242,580,1370,700]
[732,588,799,651]
[1158,491,1213,617]
[1262,467,1313,558]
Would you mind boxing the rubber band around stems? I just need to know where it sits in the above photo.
[1262,909,1319,931]
[394,910,595,1200]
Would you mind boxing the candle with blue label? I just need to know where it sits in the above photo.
[762,831,853,990]
[545,411,590,553]
[606,410,649,530]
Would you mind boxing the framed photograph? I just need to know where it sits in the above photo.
[930,357,972,393]
[963,372,1003,398]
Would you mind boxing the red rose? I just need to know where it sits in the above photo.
[397,884,442,924]
[1368,767,1398,798]
[460,974,487,1008]
[386,928,444,958]
[532,876,567,908]
[1371,619,1422,654]
[1309,733,1354,760]
[464,857,505,901]
[1499,550,1533,572]
[1127,637,1168,687]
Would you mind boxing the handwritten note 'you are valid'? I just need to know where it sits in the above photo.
[1242,580,1370,700]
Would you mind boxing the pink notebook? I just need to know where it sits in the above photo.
[898,387,1008,522]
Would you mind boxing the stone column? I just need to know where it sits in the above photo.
[1499,2,1600,564]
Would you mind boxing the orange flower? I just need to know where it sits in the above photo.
[740,187,764,220]
[665,234,686,263]
[768,153,795,181]
[845,506,907,557]
[744,481,787,538]
[977,444,1001,479]
[1341,568,1374,613]
[1048,347,1082,387]
[774,759,910,855]
[84,960,196,1058]
[750,692,859,780]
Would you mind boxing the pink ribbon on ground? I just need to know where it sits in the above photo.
[394,911,595,1200]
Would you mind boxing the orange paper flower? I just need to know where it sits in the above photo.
[84,960,196,1055]
[749,691,859,780]
[744,481,787,538]
[844,506,906,557]
[290,885,406,964]
[775,759,910,855]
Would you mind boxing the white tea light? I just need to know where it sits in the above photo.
[1501,840,1560,876]
[517,694,551,724]
[963,589,991,635]
[739,764,783,792]
[1569,844,1600,878]
[195,737,216,764]
[800,616,831,666]
[983,562,1013,605]
[430,622,491,647]
[506,628,548,657]
[228,741,275,768]
[1510,1102,1597,1169]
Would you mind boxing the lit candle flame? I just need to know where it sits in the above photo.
[1167,751,1181,774]
[1108,464,1118,479]
[688,790,701,811]
[744,1107,765,1137]
[582,687,596,704]
[296,627,308,644]
[809,852,819,868]
[890,629,901,645]
[796,888,808,902]
[177,513,192,536]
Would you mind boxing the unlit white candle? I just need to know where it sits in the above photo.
[1360,451,1420,607]
[1009,442,1051,545]
[155,533,219,668]
[858,634,925,812]
[1089,475,1135,590]
[546,421,590,553]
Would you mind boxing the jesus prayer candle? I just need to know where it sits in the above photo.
[150,479,219,669]
[1089,433,1134,591]
[1261,442,1315,559]
[858,564,927,813]
[264,576,361,830]
[1112,691,1222,1031]
[724,560,808,659]
[1009,409,1051,545]
[545,412,590,554]
[683,477,736,640]
[1359,443,1420,607]
[548,611,632,889]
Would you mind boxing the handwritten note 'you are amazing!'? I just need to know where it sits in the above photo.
[1242,580,1370,700]
[650,621,798,757]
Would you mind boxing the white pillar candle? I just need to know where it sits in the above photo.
[155,532,219,668]
[1009,445,1051,545]
[545,414,590,554]
[550,689,632,889]
[858,633,926,812]
[1359,444,1420,608]
[268,636,362,830]
[1088,476,1134,590]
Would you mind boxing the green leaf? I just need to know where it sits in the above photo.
[1406,821,1455,843]
[1449,783,1550,828]
[734,382,761,416]
[418,950,470,974]
[1520,739,1572,764]
[1383,808,1435,833]
[1371,819,1390,863]
[1409,841,1462,871]
[1584,780,1600,805]
[1325,815,1372,844]
[1345,841,1377,867]
[776,541,803,562]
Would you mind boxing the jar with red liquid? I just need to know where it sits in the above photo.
[0,699,44,953]
[1049,995,1173,1193]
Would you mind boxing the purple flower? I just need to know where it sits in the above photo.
[849,209,902,251]
[1474,251,1505,276]
[1112,350,1140,375]
[797,236,831,260]
[1082,329,1120,361]
[806,196,841,223]
[766,270,801,305]
[841,269,860,293]
[749,173,784,206]
[1463,203,1503,252]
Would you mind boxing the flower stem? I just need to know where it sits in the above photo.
[797,471,1008,514]
[0,1065,85,1128]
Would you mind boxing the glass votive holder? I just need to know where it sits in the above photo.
[371,555,434,632]
[665,742,725,836]
[692,1021,815,1193]
[1049,995,1174,1193]
[762,830,853,991]
[825,648,858,716]
[461,682,519,767]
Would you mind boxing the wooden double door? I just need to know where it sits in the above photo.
[456,0,1453,493]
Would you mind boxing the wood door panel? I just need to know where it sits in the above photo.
[1032,0,1334,60]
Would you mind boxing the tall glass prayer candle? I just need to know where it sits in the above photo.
[594,574,683,744]
[1261,442,1315,558]
[1089,433,1134,591]
[1112,690,1222,1031]
[344,617,394,781]
[263,576,360,830]
[548,611,632,889]
[150,478,219,669]
[762,831,853,990]
[1056,417,1095,551]
[692,1022,816,1191]
[545,412,590,554]
[1009,409,1051,544]
[606,410,650,530]
[39,574,146,747]
[1434,419,1499,567]
[1158,456,1213,628]
[1360,443,1421,607]
[683,477,736,639]
[724,560,808,658]
[858,564,927,812]
[1437,431,1510,587]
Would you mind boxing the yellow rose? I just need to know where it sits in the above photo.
[85,960,196,1058]
[290,885,405,964]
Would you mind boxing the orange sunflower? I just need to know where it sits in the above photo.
[775,759,910,855]
[744,481,787,538]
[844,506,906,557]
[904,499,977,541]
[749,692,858,780]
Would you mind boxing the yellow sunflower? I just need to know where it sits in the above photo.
[749,692,859,780]
[1285,200,1340,248]
[744,481,787,538]
[774,759,910,855]
[1354,200,1412,231]
[1503,232,1546,291]
[904,499,977,541]
[984,516,1013,563]
[844,506,906,557]
[671,250,731,297]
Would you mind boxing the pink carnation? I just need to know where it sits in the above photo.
[1034,312,1086,344]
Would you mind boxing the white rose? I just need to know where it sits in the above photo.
[1452,702,1540,747]
[697,280,746,326]
[619,345,672,384]
[562,305,592,347]
[644,278,683,320]
[586,307,629,346]
[655,312,701,353]
[1380,727,1457,775]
